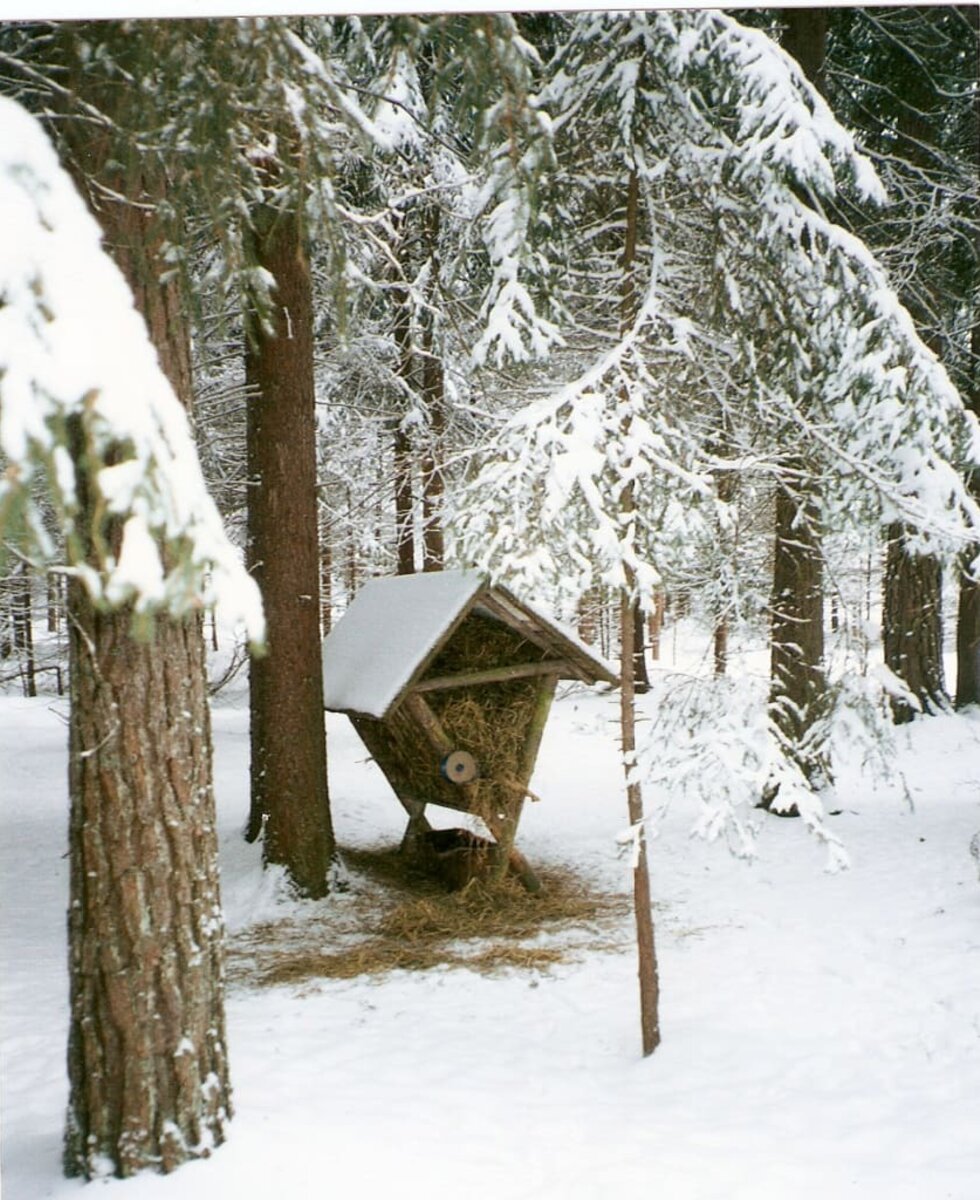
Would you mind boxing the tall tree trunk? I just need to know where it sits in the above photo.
[713,462,736,678]
[648,590,665,662]
[633,602,651,693]
[766,475,830,801]
[320,513,334,636]
[47,569,62,634]
[763,9,831,808]
[63,159,231,1177]
[873,10,952,720]
[955,10,980,708]
[392,283,417,575]
[957,555,980,708]
[420,203,446,572]
[65,586,230,1178]
[420,302,446,571]
[620,167,650,696]
[11,561,36,698]
[244,202,334,897]
[883,523,947,721]
[780,7,828,90]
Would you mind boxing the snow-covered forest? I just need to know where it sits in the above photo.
[1,8,979,1197]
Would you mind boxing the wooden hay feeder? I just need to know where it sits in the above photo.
[321,571,618,893]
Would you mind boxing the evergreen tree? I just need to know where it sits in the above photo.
[818,6,979,715]
[0,88,262,1178]
[460,9,980,856]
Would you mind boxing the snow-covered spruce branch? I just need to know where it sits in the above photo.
[0,96,264,643]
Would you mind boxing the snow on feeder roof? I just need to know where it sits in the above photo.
[321,569,617,720]
[321,570,618,893]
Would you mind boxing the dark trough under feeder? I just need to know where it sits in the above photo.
[321,570,618,892]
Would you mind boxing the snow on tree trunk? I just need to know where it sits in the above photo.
[244,200,334,897]
[619,572,661,1058]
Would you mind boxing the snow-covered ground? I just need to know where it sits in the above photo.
[2,670,980,1199]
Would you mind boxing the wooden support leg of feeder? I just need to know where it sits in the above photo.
[484,810,541,894]
[486,673,557,893]
[398,798,432,855]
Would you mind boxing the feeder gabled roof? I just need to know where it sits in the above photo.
[321,569,618,720]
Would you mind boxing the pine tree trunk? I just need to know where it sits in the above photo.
[956,561,980,707]
[11,561,36,698]
[764,10,832,807]
[420,306,446,572]
[392,282,416,575]
[714,617,729,678]
[648,590,665,661]
[244,203,334,896]
[47,569,62,634]
[780,7,828,90]
[320,519,334,637]
[63,151,231,1177]
[955,33,980,708]
[632,601,651,693]
[883,523,947,721]
[64,592,231,1177]
[767,476,830,800]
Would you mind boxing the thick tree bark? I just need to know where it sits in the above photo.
[244,203,334,896]
[883,524,947,721]
[63,153,231,1177]
[763,9,832,807]
[870,10,954,720]
[65,590,231,1177]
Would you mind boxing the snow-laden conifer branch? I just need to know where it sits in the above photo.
[0,96,264,643]
[463,7,980,610]
[459,9,980,863]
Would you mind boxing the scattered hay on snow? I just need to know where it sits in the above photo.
[226,844,628,989]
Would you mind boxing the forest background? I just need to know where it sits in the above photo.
[0,5,978,1187]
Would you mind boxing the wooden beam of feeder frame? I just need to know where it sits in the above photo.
[413,660,573,693]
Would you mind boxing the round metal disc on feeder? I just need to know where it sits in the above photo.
[440,750,478,784]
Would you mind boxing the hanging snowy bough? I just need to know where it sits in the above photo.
[459,8,980,873]
[0,96,265,645]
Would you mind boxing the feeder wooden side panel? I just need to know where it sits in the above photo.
[349,711,472,814]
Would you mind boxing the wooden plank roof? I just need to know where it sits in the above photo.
[321,570,618,719]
